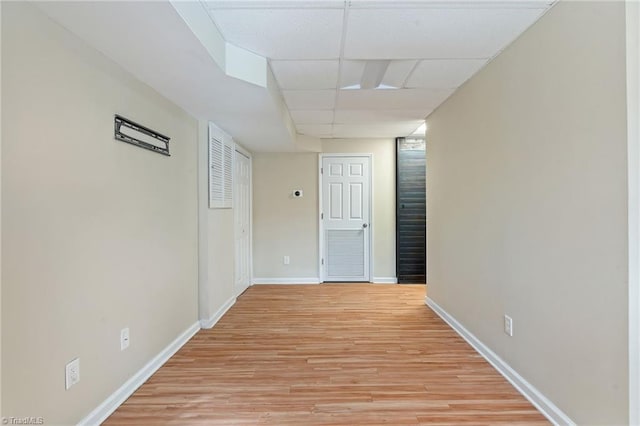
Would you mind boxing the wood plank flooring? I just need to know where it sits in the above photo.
[105,284,549,425]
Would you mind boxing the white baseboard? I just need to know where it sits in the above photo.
[372,277,398,284]
[425,297,575,426]
[253,277,398,284]
[252,277,320,284]
[200,295,236,329]
[78,321,200,426]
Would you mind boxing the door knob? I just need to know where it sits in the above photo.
[363,223,368,228]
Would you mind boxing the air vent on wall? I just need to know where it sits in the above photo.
[209,122,234,209]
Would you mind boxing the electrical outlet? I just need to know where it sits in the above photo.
[504,315,513,337]
[283,256,290,265]
[65,358,80,390]
[121,327,130,351]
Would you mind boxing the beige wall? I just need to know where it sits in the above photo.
[322,139,396,280]
[426,2,628,424]
[197,120,236,322]
[252,139,396,281]
[252,153,319,279]
[1,3,198,424]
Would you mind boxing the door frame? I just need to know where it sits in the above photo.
[626,1,639,422]
[234,144,253,296]
[318,153,374,283]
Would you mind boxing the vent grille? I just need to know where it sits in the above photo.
[327,230,364,278]
[209,122,234,209]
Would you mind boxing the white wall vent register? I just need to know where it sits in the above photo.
[209,122,234,209]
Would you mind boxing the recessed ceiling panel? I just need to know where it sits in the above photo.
[336,88,454,110]
[382,60,418,88]
[271,60,339,89]
[406,59,487,88]
[334,109,429,124]
[290,109,334,124]
[340,60,418,89]
[208,8,344,59]
[339,60,366,88]
[344,7,547,59]
[283,90,336,109]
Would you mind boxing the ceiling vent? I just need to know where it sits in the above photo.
[341,60,401,90]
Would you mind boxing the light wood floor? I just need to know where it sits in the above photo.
[105,284,549,425]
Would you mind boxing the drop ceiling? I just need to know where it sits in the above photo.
[35,1,555,151]
[205,0,555,140]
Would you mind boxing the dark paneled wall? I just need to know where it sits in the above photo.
[396,138,426,284]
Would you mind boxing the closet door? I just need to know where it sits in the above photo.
[396,137,426,284]
[234,150,251,295]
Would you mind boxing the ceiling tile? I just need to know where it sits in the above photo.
[208,8,344,59]
[406,59,487,89]
[334,109,429,124]
[297,124,333,137]
[271,60,339,90]
[290,109,334,124]
[344,8,547,59]
[283,90,336,110]
[336,88,454,110]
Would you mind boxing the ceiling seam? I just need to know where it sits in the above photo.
[332,0,351,136]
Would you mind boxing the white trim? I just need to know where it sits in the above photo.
[233,146,253,298]
[234,142,251,159]
[627,1,640,423]
[249,157,254,290]
[318,155,323,281]
[425,297,575,426]
[234,142,255,291]
[199,296,236,329]
[318,153,374,283]
[252,278,320,285]
[370,155,375,284]
[372,277,398,284]
[77,322,200,426]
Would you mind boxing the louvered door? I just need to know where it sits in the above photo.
[321,156,371,282]
[208,122,234,209]
[234,150,251,295]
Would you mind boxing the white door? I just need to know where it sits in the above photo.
[234,150,251,295]
[321,155,371,282]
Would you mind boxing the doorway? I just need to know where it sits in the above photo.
[319,154,372,282]
[234,148,251,295]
